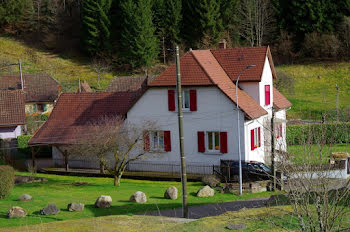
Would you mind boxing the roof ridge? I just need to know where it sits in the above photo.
[189,51,215,85]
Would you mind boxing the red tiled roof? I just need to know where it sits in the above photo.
[191,50,267,119]
[29,92,140,145]
[211,46,276,82]
[149,52,214,86]
[0,90,25,126]
[0,73,61,102]
[273,87,292,110]
[107,76,148,92]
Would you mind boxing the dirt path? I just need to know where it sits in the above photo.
[137,197,269,219]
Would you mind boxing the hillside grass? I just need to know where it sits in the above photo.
[276,62,350,120]
[0,172,276,228]
[0,36,115,91]
[288,143,349,163]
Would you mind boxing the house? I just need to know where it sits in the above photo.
[0,73,62,114]
[29,45,291,174]
[0,90,26,139]
[106,75,148,92]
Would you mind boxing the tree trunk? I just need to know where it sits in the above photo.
[64,151,69,171]
[113,176,119,186]
[100,161,105,174]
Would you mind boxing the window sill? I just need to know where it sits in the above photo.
[148,149,167,153]
[203,152,224,155]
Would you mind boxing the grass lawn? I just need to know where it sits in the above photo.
[0,172,276,228]
[0,206,299,232]
[276,62,350,120]
[288,143,349,163]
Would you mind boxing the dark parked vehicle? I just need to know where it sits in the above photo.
[220,160,272,181]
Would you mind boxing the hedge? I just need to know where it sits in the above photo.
[0,165,15,199]
[287,122,350,145]
[17,135,52,158]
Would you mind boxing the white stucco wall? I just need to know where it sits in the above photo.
[126,87,247,167]
[0,125,22,139]
[275,109,287,151]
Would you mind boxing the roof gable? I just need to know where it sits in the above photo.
[191,50,267,119]
[149,52,214,86]
[211,46,276,82]
[0,90,25,126]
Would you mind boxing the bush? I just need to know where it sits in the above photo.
[17,135,32,156]
[274,69,294,95]
[0,165,15,199]
[302,32,341,59]
[287,122,350,145]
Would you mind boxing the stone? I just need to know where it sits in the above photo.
[201,175,221,188]
[196,185,214,197]
[250,182,267,193]
[7,207,26,218]
[130,191,147,203]
[226,224,247,230]
[224,184,236,194]
[164,186,178,200]
[18,194,33,201]
[67,203,84,212]
[40,203,60,215]
[215,186,224,194]
[95,195,112,208]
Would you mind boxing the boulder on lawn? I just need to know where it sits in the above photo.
[94,195,112,208]
[18,194,33,201]
[201,175,221,188]
[7,206,26,218]
[67,203,84,212]
[40,203,60,215]
[130,191,147,203]
[164,187,178,200]
[197,185,214,197]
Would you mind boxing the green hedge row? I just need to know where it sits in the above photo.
[0,165,15,199]
[287,122,350,145]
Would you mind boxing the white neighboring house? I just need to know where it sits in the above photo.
[29,45,292,174]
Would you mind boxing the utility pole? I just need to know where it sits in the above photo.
[175,45,188,218]
[271,107,276,191]
[336,84,339,122]
[18,59,24,90]
[162,37,166,64]
[78,77,81,93]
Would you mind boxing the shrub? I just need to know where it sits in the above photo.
[274,69,294,95]
[302,32,340,59]
[287,122,350,145]
[0,165,15,199]
[17,135,32,156]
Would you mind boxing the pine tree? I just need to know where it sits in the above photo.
[120,0,158,71]
[81,0,112,55]
[181,0,201,48]
[197,0,223,47]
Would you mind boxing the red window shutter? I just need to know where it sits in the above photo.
[251,129,255,151]
[258,127,261,147]
[198,131,205,153]
[280,124,283,138]
[143,131,150,151]
[168,90,175,111]
[220,132,228,153]
[189,89,197,111]
[164,131,171,152]
[265,85,270,105]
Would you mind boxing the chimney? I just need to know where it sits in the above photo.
[218,39,227,49]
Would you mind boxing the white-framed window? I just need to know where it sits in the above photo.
[276,124,282,138]
[254,128,259,147]
[207,131,220,151]
[150,131,164,151]
[182,89,190,110]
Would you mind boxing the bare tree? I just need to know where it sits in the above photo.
[266,120,350,232]
[239,0,275,47]
[91,58,111,89]
[68,116,159,186]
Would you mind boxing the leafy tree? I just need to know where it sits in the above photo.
[120,0,158,71]
[81,0,112,55]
